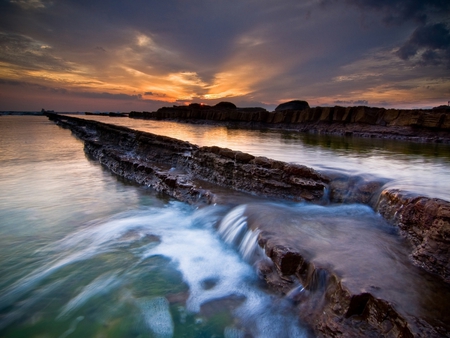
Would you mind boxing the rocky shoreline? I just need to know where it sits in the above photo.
[129,101,450,144]
[46,113,450,337]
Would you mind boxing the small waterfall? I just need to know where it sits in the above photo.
[218,205,248,246]
[218,205,265,263]
[239,228,262,262]
[321,186,331,204]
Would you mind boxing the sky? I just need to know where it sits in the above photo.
[0,0,449,112]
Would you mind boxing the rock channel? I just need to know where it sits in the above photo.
[47,113,450,338]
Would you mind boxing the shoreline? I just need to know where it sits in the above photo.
[46,113,450,337]
[129,104,450,144]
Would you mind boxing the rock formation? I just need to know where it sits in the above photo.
[214,101,237,109]
[275,100,310,111]
[47,114,328,205]
[46,113,450,337]
[241,202,450,338]
[129,102,450,143]
[376,190,450,284]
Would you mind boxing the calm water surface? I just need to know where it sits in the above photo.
[1,116,449,337]
[80,115,450,201]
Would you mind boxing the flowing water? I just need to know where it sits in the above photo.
[0,116,310,337]
[1,115,450,337]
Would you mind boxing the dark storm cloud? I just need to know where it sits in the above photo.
[396,23,450,67]
[1,0,337,79]
[0,0,138,72]
[322,0,450,74]
[0,0,449,110]
[0,32,73,71]
[342,0,450,24]
[38,0,257,74]
[0,78,70,93]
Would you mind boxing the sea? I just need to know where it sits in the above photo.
[1,115,450,337]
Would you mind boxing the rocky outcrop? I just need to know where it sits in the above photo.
[245,203,450,337]
[130,104,269,123]
[47,113,450,337]
[376,189,450,284]
[129,103,450,143]
[47,114,328,205]
[47,113,450,281]
[258,244,433,338]
[275,100,310,111]
[214,101,237,109]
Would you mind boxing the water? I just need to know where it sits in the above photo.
[0,116,309,337]
[78,115,450,201]
[1,116,450,337]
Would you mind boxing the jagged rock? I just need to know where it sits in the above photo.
[47,114,329,204]
[376,189,450,283]
[47,113,450,337]
[275,100,310,111]
[245,203,450,338]
[327,172,388,205]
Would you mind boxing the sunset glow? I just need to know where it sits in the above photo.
[1,0,449,111]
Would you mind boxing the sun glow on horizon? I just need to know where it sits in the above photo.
[1,26,448,111]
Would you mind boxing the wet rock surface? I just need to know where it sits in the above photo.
[47,114,328,205]
[245,203,450,338]
[376,189,450,284]
[47,113,450,337]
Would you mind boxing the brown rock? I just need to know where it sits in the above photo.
[376,189,450,282]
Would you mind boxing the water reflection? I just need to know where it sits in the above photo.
[79,115,450,200]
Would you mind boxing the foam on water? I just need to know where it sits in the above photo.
[224,326,245,338]
[138,297,174,338]
[0,202,308,336]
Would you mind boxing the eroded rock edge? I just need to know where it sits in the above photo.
[47,113,450,337]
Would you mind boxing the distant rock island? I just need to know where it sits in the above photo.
[129,100,450,143]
